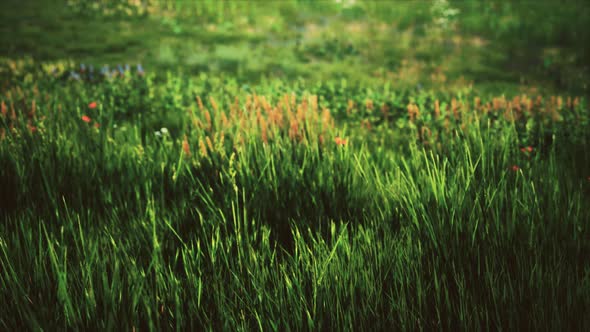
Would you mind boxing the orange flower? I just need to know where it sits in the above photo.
[334,136,347,146]
[88,102,97,109]
[27,124,37,133]
[81,115,91,123]
[520,146,533,153]
[511,165,520,172]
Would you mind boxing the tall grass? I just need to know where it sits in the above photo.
[1,64,589,329]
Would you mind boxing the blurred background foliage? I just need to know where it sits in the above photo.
[1,0,589,95]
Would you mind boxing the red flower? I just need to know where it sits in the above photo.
[334,136,347,146]
[520,146,533,153]
[27,124,37,133]
[88,102,97,109]
[81,115,91,123]
[94,122,100,129]
[511,165,520,172]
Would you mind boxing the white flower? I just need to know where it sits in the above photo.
[160,127,169,135]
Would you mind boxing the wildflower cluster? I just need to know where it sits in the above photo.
[59,63,145,82]
[154,127,169,138]
[0,91,42,139]
[183,94,341,160]
[383,93,588,152]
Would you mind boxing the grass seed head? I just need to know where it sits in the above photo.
[30,99,36,119]
[204,110,212,131]
[199,139,208,157]
[209,96,219,112]
[434,100,440,118]
[196,96,204,111]
[347,99,354,115]
[182,135,191,158]
[206,136,214,151]
[289,120,299,141]
[311,95,318,112]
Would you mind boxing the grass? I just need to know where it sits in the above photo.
[1,0,590,330]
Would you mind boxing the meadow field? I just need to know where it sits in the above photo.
[1,0,590,330]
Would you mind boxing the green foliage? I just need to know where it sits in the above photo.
[1,65,590,329]
[1,0,590,330]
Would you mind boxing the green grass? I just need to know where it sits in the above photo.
[1,0,590,330]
